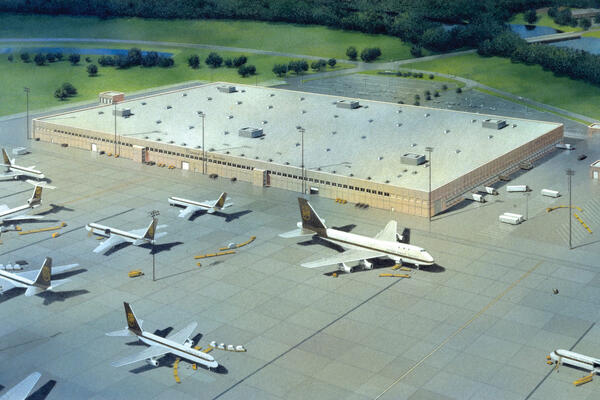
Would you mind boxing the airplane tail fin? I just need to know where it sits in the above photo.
[214,192,227,209]
[27,185,43,206]
[142,218,158,241]
[32,257,52,290]
[2,148,12,167]
[123,302,143,334]
[398,228,411,244]
[298,198,327,234]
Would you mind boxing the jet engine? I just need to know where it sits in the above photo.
[146,357,159,367]
[184,338,193,348]
[338,263,352,273]
[360,259,373,270]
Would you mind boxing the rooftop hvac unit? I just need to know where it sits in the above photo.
[482,119,507,129]
[336,100,359,109]
[401,153,426,166]
[239,127,264,138]
[112,108,132,117]
[217,85,236,93]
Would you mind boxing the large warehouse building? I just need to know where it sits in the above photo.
[33,82,563,217]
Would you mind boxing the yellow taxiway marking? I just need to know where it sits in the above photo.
[173,357,181,383]
[573,213,593,234]
[219,236,256,251]
[375,260,544,400]
[379,273,411,278]
[18,222,67,235]
[546,205,583,213]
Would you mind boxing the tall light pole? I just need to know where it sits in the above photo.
[524,192,530,220]
[567,169,575,249]
[425,147,433,223]
[297,127,305,195]
[149,210,159,281]
[114,103,117,155]
[24,87,30,140]
[198,111,206,174]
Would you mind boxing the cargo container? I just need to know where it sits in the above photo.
[541,189,560,198]
[507,185,528,192]
[471,193,485,203]
[484,186,498,195]
[503,212,524,222]
[556,143,574,150]
[499,213,523,225]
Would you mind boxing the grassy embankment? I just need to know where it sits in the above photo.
[405,53,600,121]
[0,13,419,62]
[0,42,354,116]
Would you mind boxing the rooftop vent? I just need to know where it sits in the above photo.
[411,143,417,147]
[156,120,161,124]
[512,124,517,128]
[189,126,194,129]
[156,138,162,141]
[207,97,212,101]
[113,108,132,117]
[455,149,461,154]
[361,135,367,139]
[412,171,418,175]
[168,140,174,144]
[397,123,402,127]
[424,113,430,117]
[482,119,507,130]
[181,142,186,146]
[300,97,305,101]
[332,131,337,135]
[397,110,402,113]
[368,119,374,123]
[334,115,338,118]
[239,127,264,138]
[217,85,236,93]
[472,119,477,123]
[166,105,172,109]
[378,156,383,160]
[241,89,246,93]
[326,148,331,152]
[227,115,233,119]
[444,129,450,134]
[141,102,147,105]
[261,120,268,124]
[364,105,369,109]
[270,93,275,97]
[301,110,307,114]
[401,153,426,166]
[98,111,103,115]
[182,93,187,97]
[488,135,493,139]
[237,101,243,105]
[268,105,273,109]
[336,100,359,109]
[224,131,229,135]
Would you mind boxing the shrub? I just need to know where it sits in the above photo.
[20,52,30,63]
[87,64,98,76]
[68,53,80,65]
[327,58,336,67]
[360,47,382,62]
[187,54,200,69]
[456,87,462,93]
[272,63,288,76]
[205,52,223,68]
[346,46,357,60]
[233,55,247,67]
[224,58,233,67]
[33,53,46,66]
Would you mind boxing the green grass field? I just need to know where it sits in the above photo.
[405,53,600,120]
[510,11,583,32]
[0,42,352,116]
[0,13,418,62]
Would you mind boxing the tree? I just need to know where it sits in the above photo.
[233,55,247,67]
[33,53,46,66]
[127,48,143,66]
[429,74,434,79]
[7,54,13,62]
[61,82,77,96]
[524,9,538,24]
[46,53,56,63]
[55,52,63,61]
[85,56,92,63]
[580,18,592,30]
[68,53,80,65]
[288,59,308,75]
[20,52,30,63]
[187,54,200,69]
[346,46,357,60]
[456,87,462,93]
[595,15,600,24]
[141,52,159,67]
[410,45,423,58]
[114,55,130,69]
[327,58,336,68]
[54,87,68,101]
[205,52,223,68]
[310,60,323,71]
[87,64,98,76]
[158,57,174,67]
[238,64,255,77]
[98,55,115,66]
[224,58,233,67]
[360,47,381,62]
[272,63,288,76]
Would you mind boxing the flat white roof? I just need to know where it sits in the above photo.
[41,82,562,191]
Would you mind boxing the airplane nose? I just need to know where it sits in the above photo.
[426,253,434,264]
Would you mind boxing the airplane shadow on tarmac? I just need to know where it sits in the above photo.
[323,258,445,276]
[28,379,56,400]
[102,241,183,256]
[188,209,252,223]
[38,289,89,305]
[36,203,75,216]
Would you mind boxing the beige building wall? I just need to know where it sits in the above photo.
[33,116,562,218]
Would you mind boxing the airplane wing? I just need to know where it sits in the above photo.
[167,322,198,344]
[0,173,19,181]
[178,206,202,219]
[374,220,397,242]
[0,205,9,212]
[0,371,41,400]
[3,215,44,222]
[16,263,79,281]
[301,248,385,268]
[0,277,18,291]
[111,345,169,368]
[93,236,126,253]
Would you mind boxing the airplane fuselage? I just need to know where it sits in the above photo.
[7,165,44,180]
[136,330,218,368]
[550,349,600,373]
[0,269,33,289]
[320,228,435,266]
[86,223,145,243]
[168,196,212,210]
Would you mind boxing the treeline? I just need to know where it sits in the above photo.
[98,48,174,68]
[479,31,600,85]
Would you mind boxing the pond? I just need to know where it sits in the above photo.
[509,24,560,38]
[0,46,172,57]
[550,36,600,55]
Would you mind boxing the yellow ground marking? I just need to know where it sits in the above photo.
[546,205,583,213]
[375,260,544,400]
[194,250,235,259]
[173,357,181,383]
[219,236,256,251]
[18,222,67,235]
[573,213,593,234]
[379,273,411,278]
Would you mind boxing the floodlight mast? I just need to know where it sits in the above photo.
[149,210,160,281]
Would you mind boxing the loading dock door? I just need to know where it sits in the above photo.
[91,143,98,152]
[182,161,190,171]
[594,171,598,180]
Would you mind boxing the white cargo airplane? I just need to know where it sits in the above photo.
[0,372,41,400]
[107,302,218,369]
[168,192,232,219]
[548,349,600,375]
[86,218,167,253]
[1,148,45,180]
[280,198,434,273]
[0,181,54,224]
[0,257,78,296]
